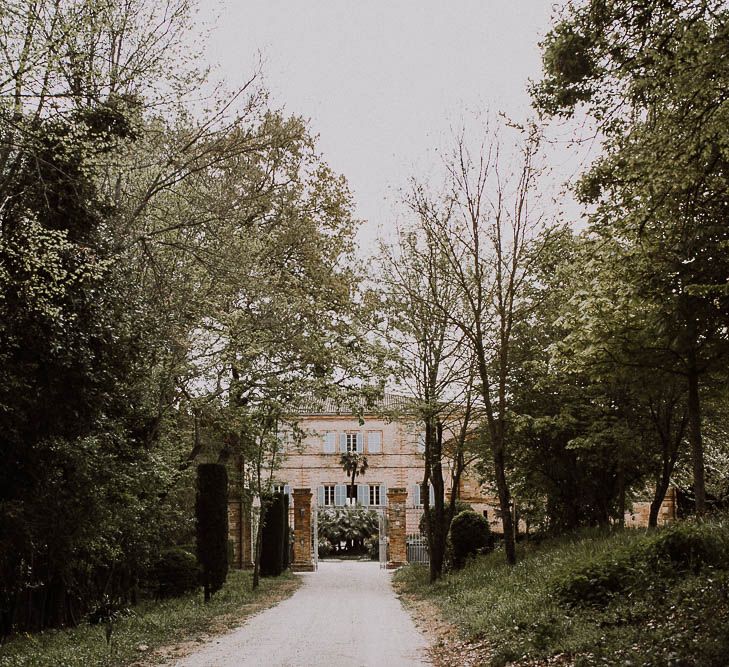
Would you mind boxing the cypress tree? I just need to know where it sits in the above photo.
[260,493,286,577]
[196,464,229,602]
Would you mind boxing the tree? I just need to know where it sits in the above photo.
[411,122,554,565]
[534,0,729,515]
[340,452,369,503]
[378,219,478,581]
[196,464,229,602]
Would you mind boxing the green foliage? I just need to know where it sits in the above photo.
[317,507,379,556]
[449,510,493,568]
[260,493,287,577]
[419,500,473,535]
[195,465,229,601]
[397,518,729,666]
[148,548,200,600]
[0,570,298,667]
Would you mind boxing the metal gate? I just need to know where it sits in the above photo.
[407,533,429,564]
[378,509,388,568]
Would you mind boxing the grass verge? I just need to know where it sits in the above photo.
[394,519,729,667]
[0,570,300,667]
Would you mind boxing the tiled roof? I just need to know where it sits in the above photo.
[295,392,415,416]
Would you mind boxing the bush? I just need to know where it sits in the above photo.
[196,463,229,602]
[260,493,287,577]
[449,510,493,568]
[365,535,379,560]
[149,548,200,599]
[555,521,729,609]
[282,494,290,571]
[318,537,334,558]
[643,521,729,572]
[554,551,636,607]
[419,499,474,535]
[317,506,378,555]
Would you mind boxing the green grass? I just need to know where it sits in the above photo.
[395,519,729,667]
[0,570,300,667]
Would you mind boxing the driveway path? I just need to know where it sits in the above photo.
[175,560,430,667]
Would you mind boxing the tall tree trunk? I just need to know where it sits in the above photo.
[429,422,447,583]
[686,360,706,515]
[493,444,516,565]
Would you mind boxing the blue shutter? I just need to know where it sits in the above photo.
[358,484,369,506]
[381,483,388,506]
[284,484,292,506]
[317,486,325,506]
[411,484,420,507]
[339,433,347,453]
[356,432,363,453]
[335,484,346,506]
[429,484,435,506]
[324,432,335,453]
[417,432,425,453]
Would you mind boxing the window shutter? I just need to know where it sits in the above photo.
[368,431,381,453]
[317,486,325,506]
[417,432,425,453]
[358,484,368,506]
[284,484,292,506]
[381,483,388,506]
[356,432,363,453]
[324,432,335,453]
[429,484,435,506]
[339,433,347,453]
[335,484,346,506]
[411,484,420,507]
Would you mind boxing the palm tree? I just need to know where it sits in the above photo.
[339,452,368,505]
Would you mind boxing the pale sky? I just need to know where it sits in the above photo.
[197,1,586,248]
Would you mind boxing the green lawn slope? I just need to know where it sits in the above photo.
[395,518,729,667]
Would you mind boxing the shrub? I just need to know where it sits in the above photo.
[196,463,229,602]
[449,510,493,568]
[419,499,474,535]
[149,548,200,599]
[318,537,334,558]
[554,552,636,607]
[282,493,290,570]
[260,493,287,577]
[643,522,729,572]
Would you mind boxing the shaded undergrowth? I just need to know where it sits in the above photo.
[0,570,299,667]
[395,519,729,666]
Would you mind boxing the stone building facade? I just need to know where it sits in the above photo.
[227,394,677,567]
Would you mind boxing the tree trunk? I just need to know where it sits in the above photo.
[686,361,706,515]
[493,445,516,565]
[252,503,264,590]
[429,422,447,583]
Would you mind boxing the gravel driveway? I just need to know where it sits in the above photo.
[175,560,430,667]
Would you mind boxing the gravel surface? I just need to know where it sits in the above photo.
[175,560,431,667]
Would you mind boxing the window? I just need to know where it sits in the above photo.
[323,431,336,454]
[273,484,285,495]
[324,485,335,506]
[339,432,362,453]
[369,485,381,506]
[367,431,382,453]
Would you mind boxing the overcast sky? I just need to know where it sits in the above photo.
[197,1,586,248]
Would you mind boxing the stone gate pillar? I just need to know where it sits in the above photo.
[292,488,315,571]
[387,487,407,569]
